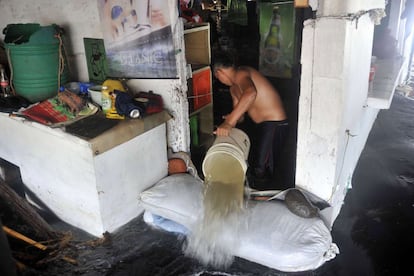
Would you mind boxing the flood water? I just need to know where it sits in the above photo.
[316,92,414,276]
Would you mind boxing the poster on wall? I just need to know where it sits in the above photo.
[83,38,108,83]
[97,0,177,79]
[259,1,295,78]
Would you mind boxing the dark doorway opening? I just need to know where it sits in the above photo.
[194,1,313,190]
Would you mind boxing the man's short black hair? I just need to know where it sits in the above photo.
[213,51,236,71]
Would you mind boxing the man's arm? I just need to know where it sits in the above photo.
[225,77,256,127]
[215,76,257,136]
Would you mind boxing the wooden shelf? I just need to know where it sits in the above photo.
[184,23,213,150]
[184,23,211,65]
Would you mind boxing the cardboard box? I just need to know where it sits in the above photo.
[184,23,211,65]
[188,65,212,113]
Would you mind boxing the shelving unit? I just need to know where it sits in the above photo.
[184,23,214,150]
[190,102,214,145]
[184,23,211,65]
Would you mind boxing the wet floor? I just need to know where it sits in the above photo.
[317,92,414,276]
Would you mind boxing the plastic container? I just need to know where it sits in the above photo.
[88,85,104,106]
[101,85,111,114]
[101,79,125,115]
[202,128,250,183]
[3,23,68,103]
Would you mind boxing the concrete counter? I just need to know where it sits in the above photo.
[0,111,171,236]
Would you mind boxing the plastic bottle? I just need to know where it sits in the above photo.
[0,64,11,97]
[101,79,125,116]
[101,85,112,114]
[100,79,126,119]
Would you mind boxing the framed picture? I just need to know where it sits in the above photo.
[97,0,177,79]
[259,1,295,78]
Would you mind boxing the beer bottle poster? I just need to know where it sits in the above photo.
[97,0,177,79]
[259,1,295,78]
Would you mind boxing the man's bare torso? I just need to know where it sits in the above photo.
[231,66,287,123]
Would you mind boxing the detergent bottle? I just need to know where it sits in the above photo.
[102,79,125,119]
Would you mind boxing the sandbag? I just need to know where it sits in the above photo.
[138,173,338,272]
[138,173,204,227]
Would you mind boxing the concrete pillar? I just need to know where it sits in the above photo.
[297,0,385,224]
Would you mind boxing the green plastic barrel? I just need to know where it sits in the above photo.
[3,23,68,103]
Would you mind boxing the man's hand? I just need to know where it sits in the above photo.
[213,121,233,136]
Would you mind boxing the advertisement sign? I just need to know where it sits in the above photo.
[98,0,177,78]
[259,1,295,78]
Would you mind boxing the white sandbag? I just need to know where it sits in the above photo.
[138,173,204,228]
[138,174,339,272]
[238,201,338,271]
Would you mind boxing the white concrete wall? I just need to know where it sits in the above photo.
[388,0,403,41]
[297,0,386,225]
[318,0,385,16]
[0,0,190,152]
[390,0,414,84]
[0,0,103,81]
[298,0,414,225]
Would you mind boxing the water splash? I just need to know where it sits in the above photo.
[184,179,246,268]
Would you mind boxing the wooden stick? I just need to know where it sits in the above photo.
[0,178,59,241]
[2,226,47,251]
[61,256,78,265]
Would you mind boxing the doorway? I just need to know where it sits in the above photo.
[192,0,312,190]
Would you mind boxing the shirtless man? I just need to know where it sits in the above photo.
[213,53,289,190]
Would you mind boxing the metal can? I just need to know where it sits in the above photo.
[129,109,140,118]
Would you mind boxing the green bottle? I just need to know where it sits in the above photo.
[263,6,282,65]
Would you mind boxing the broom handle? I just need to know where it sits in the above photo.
[2,225,47,251]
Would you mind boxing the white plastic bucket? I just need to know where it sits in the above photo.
[202,128,251,182]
